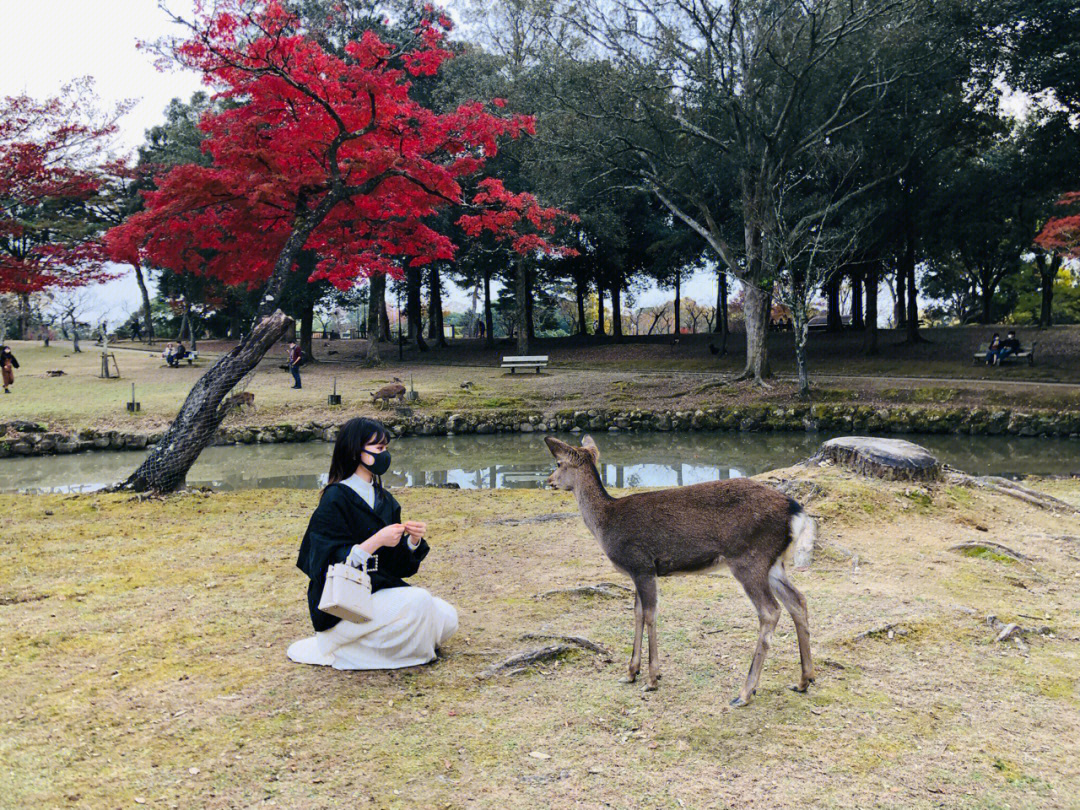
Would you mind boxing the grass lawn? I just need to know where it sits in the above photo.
[2,327,1079,434]
[2,467,1079,808]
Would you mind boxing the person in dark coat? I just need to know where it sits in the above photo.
[1,345,18,393]
[288,417,457,669]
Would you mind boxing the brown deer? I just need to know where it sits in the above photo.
[544,435,815,706]
[371,383,406,409]
[224,391,255,412]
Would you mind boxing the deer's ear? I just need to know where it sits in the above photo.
[581,435,600,464]
[544,436,573,458]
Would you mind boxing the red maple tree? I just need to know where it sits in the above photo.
[1035,192,1080,257]
[0,79,123,328]
[107,0,576,491]
[107,1,571,305]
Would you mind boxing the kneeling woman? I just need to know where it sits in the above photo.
[288,418,457,669]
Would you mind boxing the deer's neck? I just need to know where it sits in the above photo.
[574,466,614,540]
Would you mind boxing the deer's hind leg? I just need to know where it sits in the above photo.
[768,560,815,693]
[731,565,781,707]
[621,588,644,685]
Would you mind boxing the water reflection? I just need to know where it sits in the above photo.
[0,430,1076,494]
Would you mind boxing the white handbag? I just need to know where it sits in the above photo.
[318,556,377,624]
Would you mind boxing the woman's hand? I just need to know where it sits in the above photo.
[403,520,427,540]
[367,523,405,550]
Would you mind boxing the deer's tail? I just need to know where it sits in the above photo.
[784,500,815,570]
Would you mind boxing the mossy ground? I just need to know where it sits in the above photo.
[2,469,1079,809]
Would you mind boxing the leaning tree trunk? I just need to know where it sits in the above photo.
[514,257,530,355]
[739,283,772,383]
[117,185,346,493]
[70,313,81,353]
[133,265,155,343]
[864,261,879,355]
[117,310,292,492]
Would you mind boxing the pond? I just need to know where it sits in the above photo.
[0,431,1077,494]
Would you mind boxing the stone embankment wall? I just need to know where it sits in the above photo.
[2,404,1079,458]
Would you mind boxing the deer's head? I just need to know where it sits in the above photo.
[544,435,600,491]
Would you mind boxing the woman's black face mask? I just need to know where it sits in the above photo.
[362,449,391,476]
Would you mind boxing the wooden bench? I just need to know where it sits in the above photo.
[501,354,548,374]
[972,342,1036,366]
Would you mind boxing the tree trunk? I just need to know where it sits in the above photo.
[228,309,242,341]
[851,270,863,329]
[367,272,385,341]
[826,274,843,331]
[894,266,906,328]
[406,266,427,351]
[740,283,771,382]
[596,270,605,337]
[116,311,292,492]
[576,276,587,335]
[430,266,446,347]
[525,266,536,342]
[905,253,920,341]
[864,261,879,355]
[186,307,198,352]
[300,296,315,363]
[793,317,811,399]
[178,304,189,345]
[515,258,530,355]
[611,275,623,341]
[1039,252,1060,327]
[18,293,29,339]
[70,312,81,353]
[713,270,729,353]
[673,271,681,336]
[133,265,155,343]
[483,269,494,348]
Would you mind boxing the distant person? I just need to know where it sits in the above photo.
[476,319,485,339]
[288,341,303,389]
[171,342,189,367]
[998,330,1021,364]
[1,345,19,394]
[984,333,1001,366]
[287,417,457,669]
[131,320,142,342]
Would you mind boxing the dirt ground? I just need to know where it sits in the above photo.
[2,461,1079,809]
[2,335,1079,434]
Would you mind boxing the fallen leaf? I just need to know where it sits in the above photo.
[134,799,146,805]
[528,751,551,760]
[189,767,200,775]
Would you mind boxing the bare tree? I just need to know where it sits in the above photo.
[553,0,924,382]
[51,289,94,353]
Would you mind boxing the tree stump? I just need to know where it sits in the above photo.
[814,436,941,482]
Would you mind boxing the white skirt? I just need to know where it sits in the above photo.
[287,586,458,671]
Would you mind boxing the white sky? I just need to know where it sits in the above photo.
[0,1,774,323]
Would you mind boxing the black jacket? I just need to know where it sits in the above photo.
[0,352,17,368]
[296,482,429,631]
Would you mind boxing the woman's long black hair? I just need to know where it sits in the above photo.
[325,417,391,490]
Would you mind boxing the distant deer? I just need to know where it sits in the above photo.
[371,382,406,409]
[544,435,815,706]
[224,391,255,412]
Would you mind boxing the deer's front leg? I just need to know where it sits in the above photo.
[622,588,643,684]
